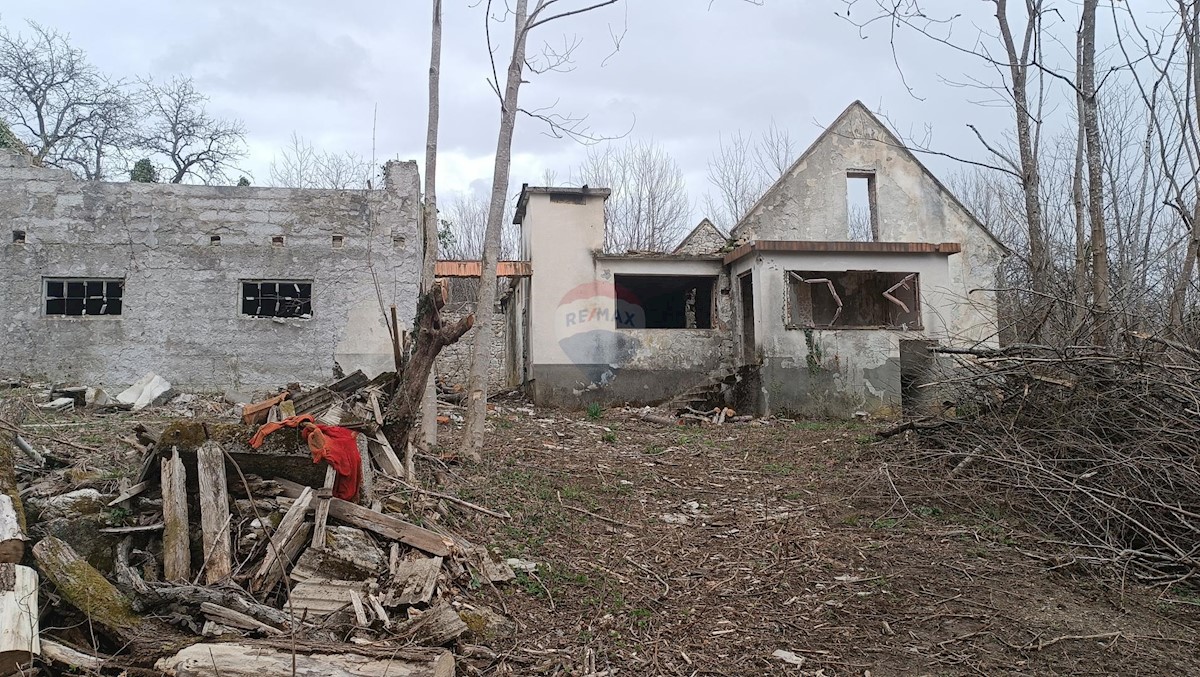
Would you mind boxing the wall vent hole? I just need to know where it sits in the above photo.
[272,235,285,246]
[13,230,26,244]
[332,234,345,248]
[210,235,221,246]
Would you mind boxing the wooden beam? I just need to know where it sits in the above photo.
[310,466,336,549]
[196,441,232,584]
[275,479,450,557]
[251,487,314,594]
[161,447,191,582]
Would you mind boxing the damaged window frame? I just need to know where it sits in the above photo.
[611,274,719,330]
[43,277,125,317]
[786,270,921,330]
[240,279,314,319]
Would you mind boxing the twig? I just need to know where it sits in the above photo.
[556,491,640,529]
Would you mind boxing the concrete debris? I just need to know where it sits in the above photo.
[38,398,74,413]
[772,649,806,667]
[116,372,174,411]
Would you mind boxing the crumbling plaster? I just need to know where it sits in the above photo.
[0,150,420,390]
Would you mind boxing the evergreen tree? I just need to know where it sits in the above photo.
[130,158,158,183]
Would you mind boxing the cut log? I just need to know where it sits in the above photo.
[0,563,38,675]
[287,578,369,617]
[32,537,192,657]
[0,405,27,534]
[251,487,314,593]
[155,642,454,677]
[200,602,284,636]
[392,604,468,647]
[381,557,442,607]
[275,478,450,556]
[161,447,191,582]
[0,495,27,564]
[196,441,232,584]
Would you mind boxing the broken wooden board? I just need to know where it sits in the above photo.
[161,447,191,582]
[367,432,405,477]
[392,605,468,647]
[196,441,232,584]
[0,563,39,676]
[155,642,454,677]
[251,488,315,594]
[275,478,450,557]
[381,556,442,607]
[287,578,370,617]
[199,602,283,636]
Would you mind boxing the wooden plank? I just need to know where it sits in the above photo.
[200,602,284,636]
[107,480,147,507]
[310,466,336,549]
[358,432,374,506]
[275,479,450,557]
[368,432,405,477]
[155,642,455,677]
[251,487,314,593]
[254,522,311,596]
[287,578,369,617]
[0,563,39,676]
[367,593,391,629]
[348,590,370,627]
[161,447,191,582]
[369,392,385,425]
[196,441,232,584]
[98,524,163,534]
[381,557,442,607]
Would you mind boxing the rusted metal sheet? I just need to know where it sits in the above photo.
[434,260,532,278]
[723,240,962,265]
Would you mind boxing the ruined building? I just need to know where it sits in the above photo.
[0,151,420,389]
[503,102,1005,416]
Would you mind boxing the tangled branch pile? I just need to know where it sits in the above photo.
[895,334,1200,590]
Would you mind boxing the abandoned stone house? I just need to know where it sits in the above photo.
[0,101,1003,417]
[504,101,1005,416]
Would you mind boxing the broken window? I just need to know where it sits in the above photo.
[788,271,920,329]
[241,280,313,318]
[612,275,716,329]
[12,230,25,244]
[846,171,878,242]
[44,278,124,316]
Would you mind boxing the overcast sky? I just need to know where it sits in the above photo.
[3,1,1095,215]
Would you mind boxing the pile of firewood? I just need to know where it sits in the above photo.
[885,333,1200,590]
[1,372,517,677]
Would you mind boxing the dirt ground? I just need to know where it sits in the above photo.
[437,402,1200,676]
[5,389,1200,676]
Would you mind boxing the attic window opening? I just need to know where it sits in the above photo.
[550,193,586,205]
[788,270,920,329]
[612,274,717,329]
[271,235,285,246]
[44,278,123,316]
[13,230,25,244]
[210,235,221,246]
[847,171,878,242]
[332,234,345,248]
[241,280,313,318]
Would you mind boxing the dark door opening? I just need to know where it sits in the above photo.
[739,272,755,364]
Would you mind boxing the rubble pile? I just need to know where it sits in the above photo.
[1,371,521,677]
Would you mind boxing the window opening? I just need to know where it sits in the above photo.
[789,270,920,329]
[332,234,345,248]
[45,278,123,316]
[13,230,25,244]
[241,280,313,318]
[847,171,877,241]
[611,275,717,329]
[210,234,221,246]
[271,235,285,246]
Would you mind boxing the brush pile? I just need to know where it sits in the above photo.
[887,333,1200,590]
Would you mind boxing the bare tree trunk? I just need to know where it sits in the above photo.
[420,0,444,454]
[1078,0,1110,344]
[460,0,531,460]
[995,0,1049,296]
[1070,64,1090,335]
[1167,4,1200,331]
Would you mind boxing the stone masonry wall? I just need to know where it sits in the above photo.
[434,279,509,392]
[0,150,421,390]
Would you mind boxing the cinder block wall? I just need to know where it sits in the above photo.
[0,150,421,390]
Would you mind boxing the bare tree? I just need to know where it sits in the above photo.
[137,75,246,184]
[268,132,372,189]
[702,121,798,230]
[0,21,134,178]
[460,0,624,460]
[419,0,444,460]
[440,190,518,260]
[573,137,691,252]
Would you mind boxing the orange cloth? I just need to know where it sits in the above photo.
[249,414,361,502]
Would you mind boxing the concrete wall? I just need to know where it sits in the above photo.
[735,250,967,417]
[0,150,420,390]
